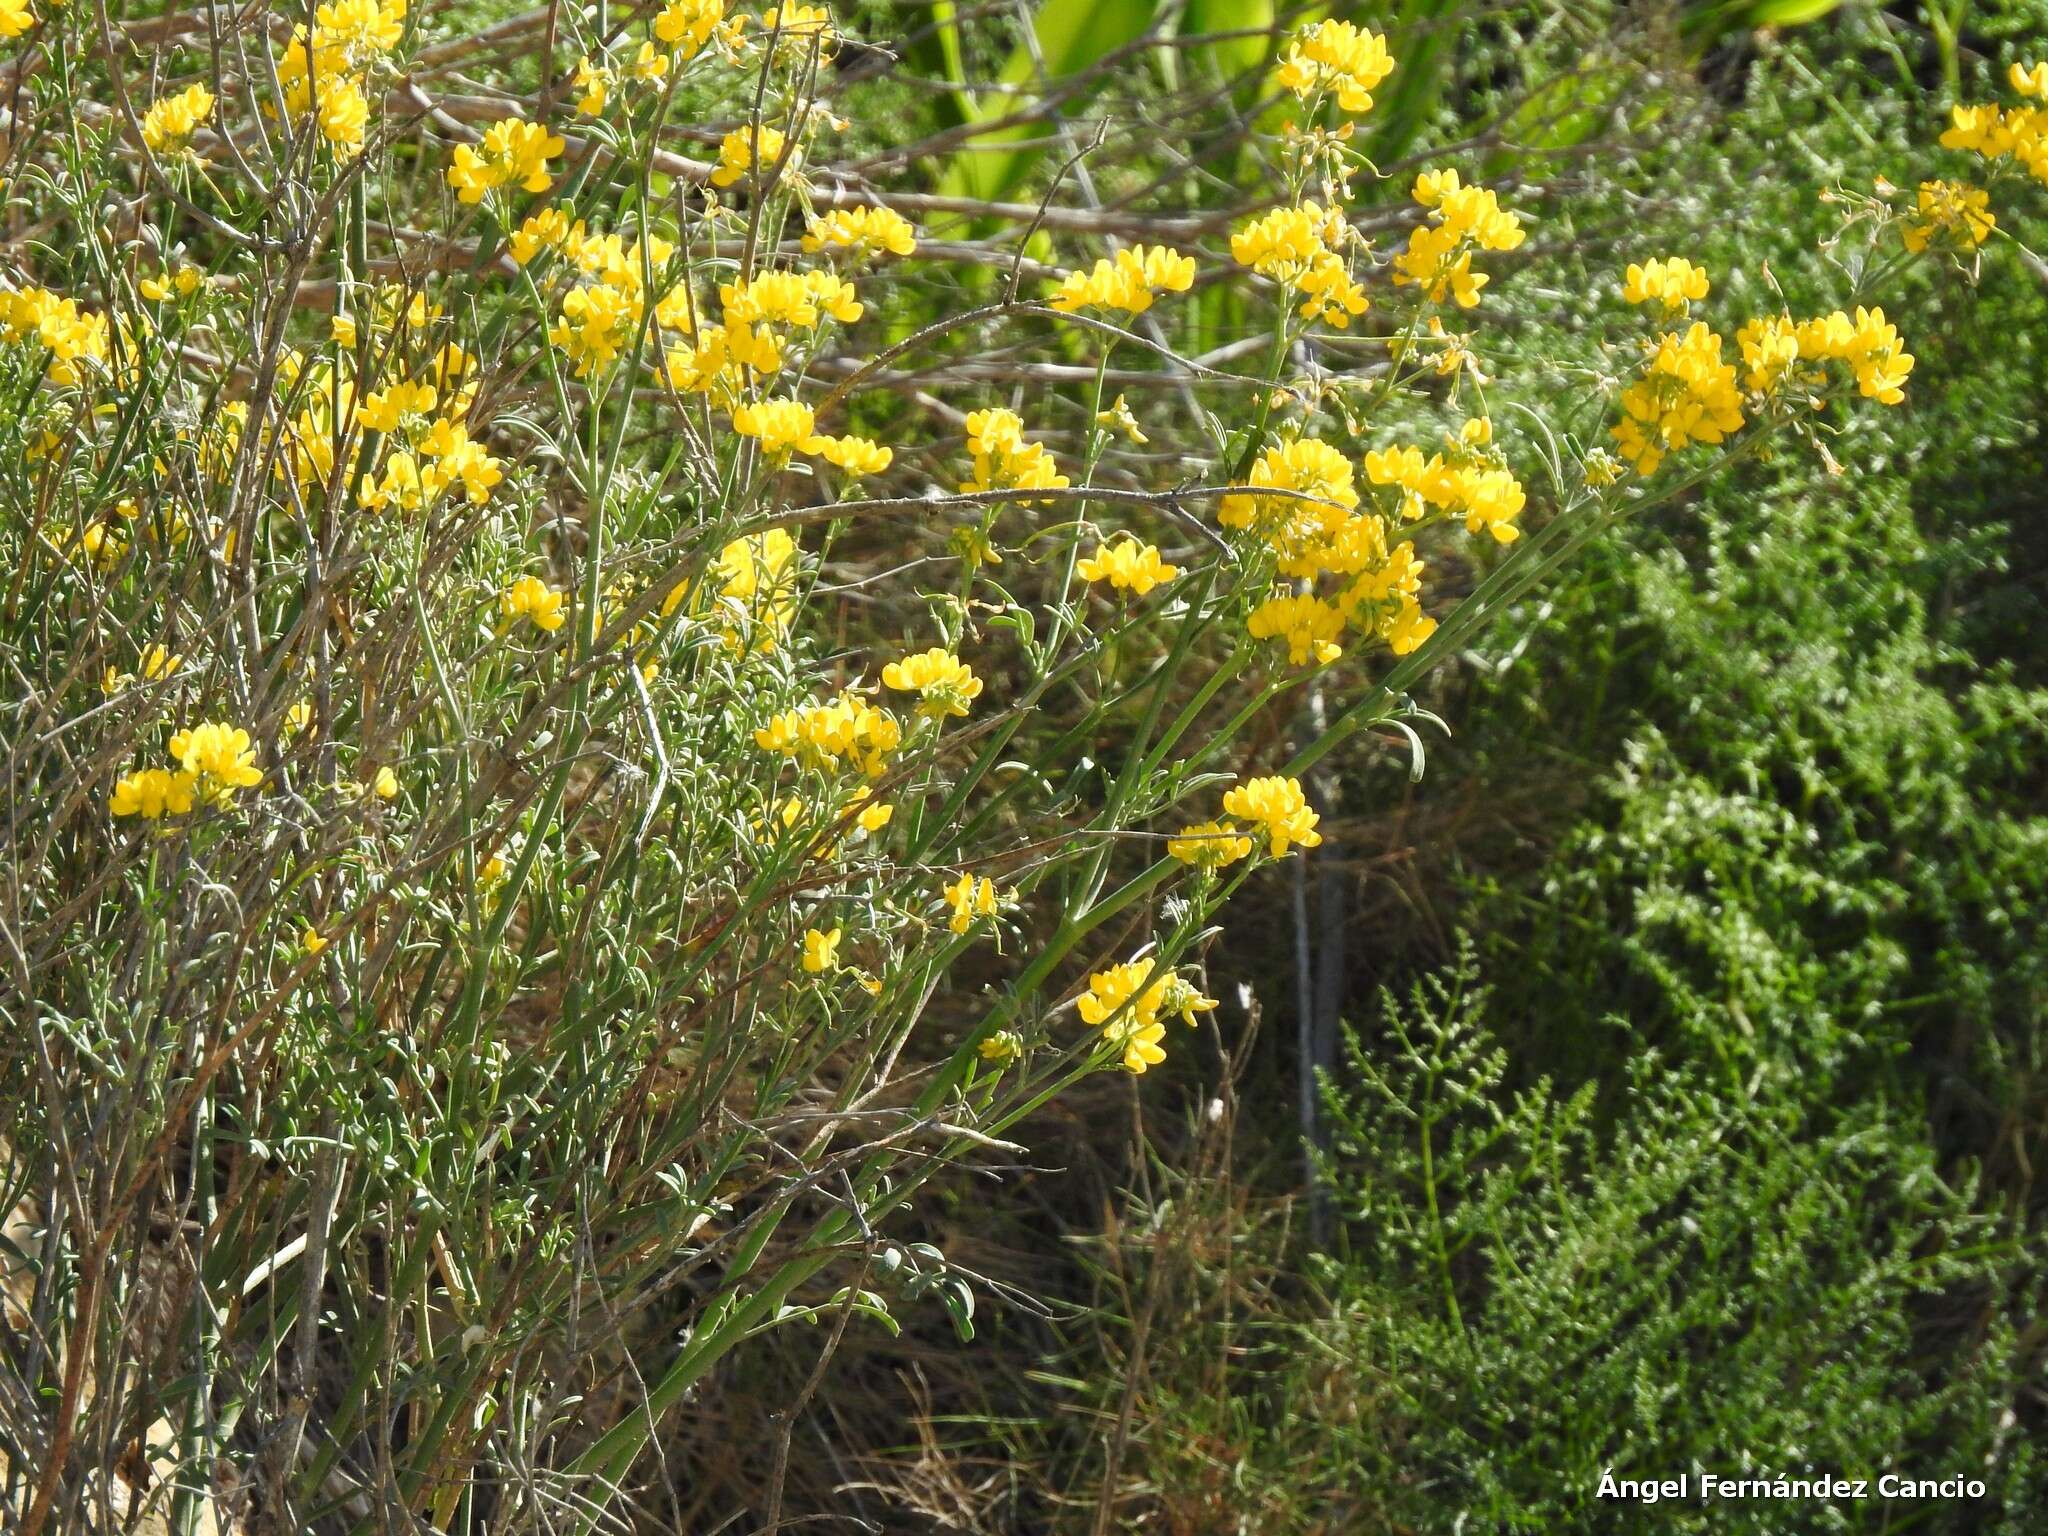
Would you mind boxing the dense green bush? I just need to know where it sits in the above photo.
[1289,955,2041,1533]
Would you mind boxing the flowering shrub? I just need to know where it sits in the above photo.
[0,0,2024,1525]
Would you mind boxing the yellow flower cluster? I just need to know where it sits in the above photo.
[1622,256,1709,314]
[1275,19,1395,115]
[512,194,896,439]
[882,647,982,719]
[1222,438,1444,663]
[448,116,565,203]
[1077,535,1179,596]
[1365,421,1526,545]
[667,530,800,653]
[711,125,794,188]
[1220,775,1322,856]
[1078,957,1218,1074]
[722,269,863,329]
[803,205,918,258]
[1047,245,1196,316]
[112,722,263,818]
[728,397,887,475]
[1737,308,1914,406]
[1,286,110,385]
[733,397,825,453]
[0,0,35,38]
[761,3,836,54]
[1230,202,1368,328]
[1940,62,2048,185]
[755,691,903,777]
[573,44,669,117]
[275,0,408,153]
[961,409,1069,501]
[1166,821,1252,870]
[1613,287,1913,475]
[1248,593,1346,665]
[1391,170,1525,309]
[1901,180,1996,254]
[1611,321,1745,474]
[501,575,567,633]
[653,0,728,57]
[110,768,197,820]
[141,84,215,155]
[943,874,1002,933]
[357,393,504,513]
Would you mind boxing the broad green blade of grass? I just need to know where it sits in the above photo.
[936,0,1162,208]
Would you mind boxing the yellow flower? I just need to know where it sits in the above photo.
[753,693,902,776]
[1390,171,1525,310]
[1806,306,1913,405]
[762,3,834,42]
[1094,393,1148,444]
[140,266,204,302]
[943,873,1001,934]
[1610,321,1745,475]
[1077,535,1179,596]
[1221,775,1322,857]
[419,419,503,504]
[110,768,197,820]
[882,647,983,719]
[1167,821,1251,870]
[371,765,400,800]
[502,574,567,633]
[1248,593,1344,665]
[803,205,917,258]
[301,927,330,956]
[631,40,668,80]
[654,0,725,56]
[1046,245,1196,315]
[356,380,437,432]
[285,700,315,735]
[960,408,1069,501]
[1621,257,1710,314]
[1,286,111,383]
[102,644,183,693]
[710,125,792,188]
[1939,96,2048,185]
[141,84,215,154]
[170,722,264,793]
[716,270,860,333]
[573,56,612,116]
[1275,19,1394,114]
[1220,437,1358,565]
[811,434,892,477]
[1230,203,1367,326]
[733,397,826,455]
[0,0,36,38]
[1078,957,1218,1073]
[447,116,566,203]
[1901,180,1996,255]
[547,284,641,378]
[801,926,841,973]
[978,1029,1023,1066]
